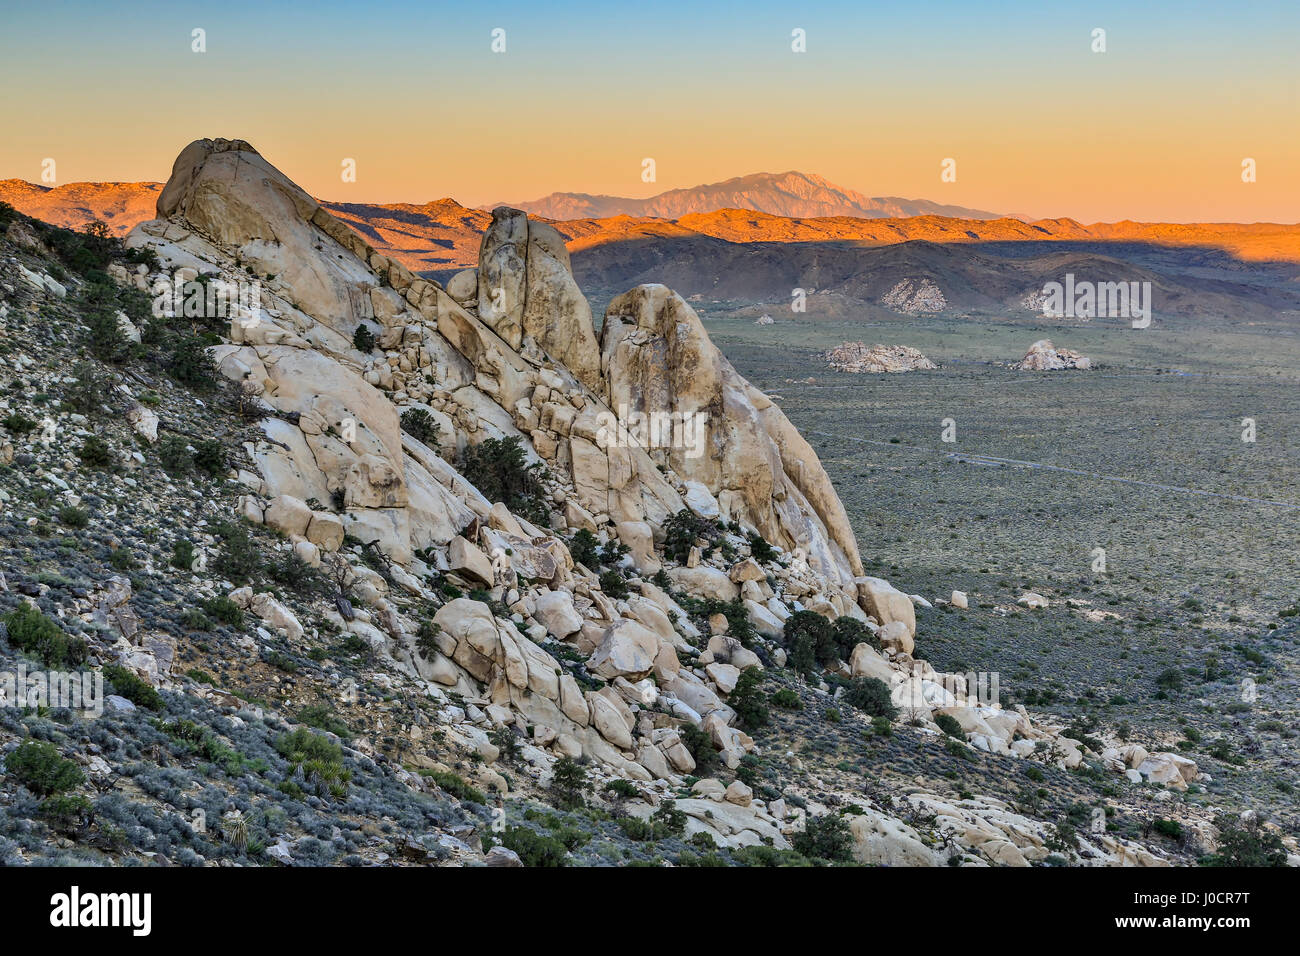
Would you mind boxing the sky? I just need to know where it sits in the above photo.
[0,0,1296,222]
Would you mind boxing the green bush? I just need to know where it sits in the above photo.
[425,769,485,804]
[211,521,261,584]
[166,334,216,389]
[202,595,244,626]
[192,439,226,478]
[1201,814,1287,867]
[58,505,89,528]
[170,539,196,570]
[5,740,84,796]
[158,435,193,475]
[843,677,898,720]
[568,529,600,569]
[459,436,549,524]
[352,324,376,352]
[180,609,211,631]
[2,603,88,667]
[103,664,164,711]
[548,756,588,810]
[39,794,94,833]
[678,723,720,775]
[651,802,688,836]
[771,688,802,710]
[729,667,769,730]
[267,553,326,596]
[77,436,112,467]
[934,713,964,738]
[298,704,351,740]
[494,826,567,867]
[604,779,639,799]
[747,532,778,563]
[791,813,854,863]
[662,509,722,563]
[598,569,629,599]
[63,362,109,416]
[400,408,441,448]
[2,412,37,435]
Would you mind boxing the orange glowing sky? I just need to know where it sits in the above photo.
[0,0,1296,223]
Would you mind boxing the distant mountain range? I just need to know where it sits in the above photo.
[4,175,1298,324]
[490,171,1005,221]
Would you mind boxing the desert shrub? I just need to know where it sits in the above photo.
[81,282,133,363]
[843,677,897,720]
[180,609,211,631]
[782,610,839,677]
[108,546,138,570]
[651,802,688,836]
[157,435,192,475]
[103,664,164,711]
[415,619,442,659]
[791,813,854,863]
[267,553,325,596]
[77,436,112,467]
[494,826,566,867]
[351,324,376,352]
[202,595,243,626]
[63,362,109,416]
[548,757,589,810]
[832,616,879,655]
[5,741,84,796]
[618,816,664,841]
[400,408,441,448]
[568,529,600,568]
[747,532,777,563]
[662,509,722,563]
[170,539,196,570]
[425,770,485,804]
[211,521,261,584]
[2,412,38,435]
[771,688,802,710]
[192,439,226,478]
[1201,814,1287,867]
[40,794,95,833]
[297,704,351,740]
[459,436,549,524]
[58,505,89,528]
[1152,818,1184,840]
[678,723,719,775]
[2,603,88,667]
[1155,668,1185,691]
[729,667,769,730]
[677,594,757,648]
[935,713,964,738]
[489,727,522,764]
[605,779,639,800]
[598,569,629,599]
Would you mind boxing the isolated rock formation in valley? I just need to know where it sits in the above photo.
[825,342,938,374]
[1016,339,1092,371]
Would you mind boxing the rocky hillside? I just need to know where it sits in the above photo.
[1,139,1290,868]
